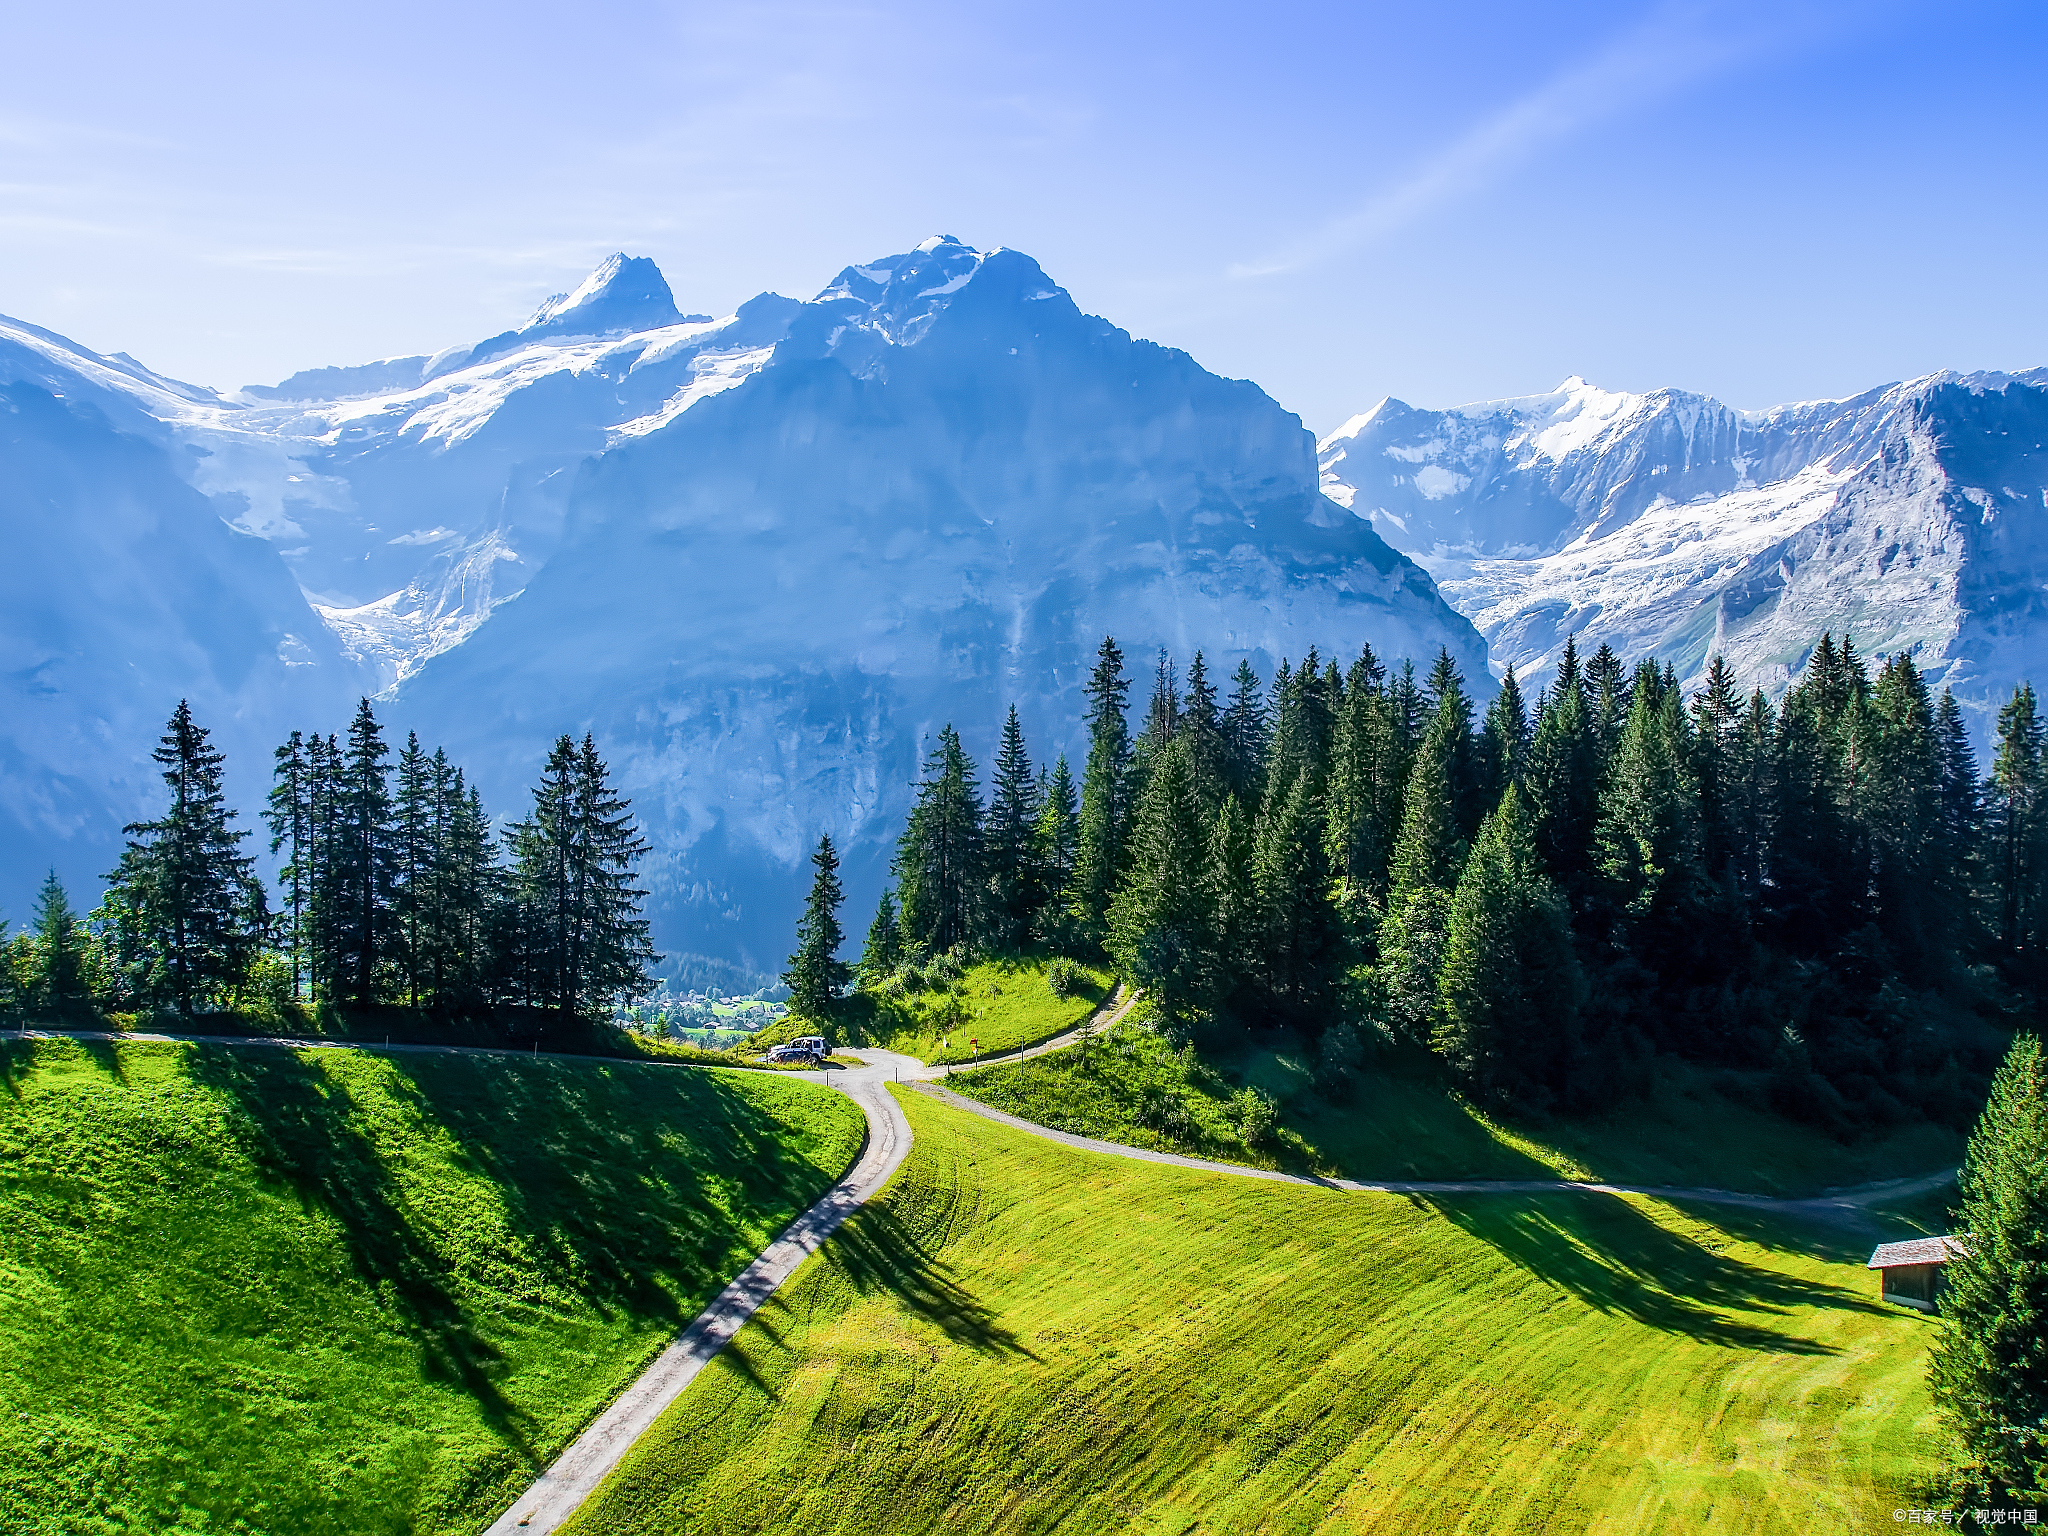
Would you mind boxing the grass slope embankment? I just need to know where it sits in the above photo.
[953,1015,1963,1197]
[763,957,1115,1066]
[566,1086,1945,1535]
[0,1036,865,1536]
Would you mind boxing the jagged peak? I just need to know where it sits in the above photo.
[521,253,683,338]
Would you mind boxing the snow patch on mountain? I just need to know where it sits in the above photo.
[1321,368,2048,737]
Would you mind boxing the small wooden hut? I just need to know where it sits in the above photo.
[1866,1235,1968,1312]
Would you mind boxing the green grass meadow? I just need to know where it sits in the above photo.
[0,1036,865,1535]
[954,1016,1963,1196]
[565,1085,1947,1536]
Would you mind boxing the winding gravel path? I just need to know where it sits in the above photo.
[906,1081,1956,1220]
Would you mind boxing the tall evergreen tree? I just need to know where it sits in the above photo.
[897,725,987,956]
[1935,689,1984,936]
[859,888,902,983]
[985,706,1043,949]
[29,871,87,1017]
[1990,683,2046,964]
[103,701,264,1014]
[1325,647,1399,906]
[1690,655,1743,885]
[326,699,397,1004]
[1586,642,1632,761]
[784,834,850,1019]
[1390,697,1468,899]
[1728,688,1779,903]
[1033,757,1080,921]
[507,734,658,1020]
[1436,784,1582,1106]
[1107,738,1214,1030]
[1254,769,1343,1016]
[1222,659,1269,801]
[392,732,436,1006]
[1930,1033,2048,1506]
[1593,666,1702,924]
[265,731,315,1000]
[1854,654,1943,966]
[1478,664,1530,805]
[1209,794,1259,1011]
[1180,651,1227,813]
[1072,638,1132,944]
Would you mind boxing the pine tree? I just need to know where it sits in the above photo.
[1223,659,1269,800]
[508,734,658,1021]
[327,699,397,1005]
[1033,757,1080,920]
[1254,769,1343,1016]
[785,834,850,1019]
[1855,654,1943,967]
[1325,647,1399,905]
[1586,642,1632,761]
[896,725,986,957]
[985,706,1043,949]
[1990,683,2046,964]
[859,888,902,983]
[392,732,435,1006]
[1930,1033,2048,1505]
[1107,738,1214,1029]
[29,871,87,1017]
[1592,667,1701,922]
[1390,697,1467,899]
[1935,689,1984,938]
[1435,784,1582,1106]
[1180,651,1227,813]
[1728,688,1778,903]
[1690,656,1743,885]
[1209,794,1259,1010]
[103,701,264,1014]
[1478,664,1530,805]
[1072,638,1132,944]
[265,731,315,1000]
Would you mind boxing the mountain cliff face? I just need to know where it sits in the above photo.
[0,240,1484,966]
[0,380,358,902]
[1319,370,2048,730]
[393,238,1487,968]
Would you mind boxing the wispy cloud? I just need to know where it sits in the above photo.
[1229,3,1838,280]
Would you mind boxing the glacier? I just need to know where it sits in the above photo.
[1319,370,2048,735]
[0,239,1483,971]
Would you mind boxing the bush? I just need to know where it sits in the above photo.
[1047,957,1083,999]
[1227,1086,1278,1148]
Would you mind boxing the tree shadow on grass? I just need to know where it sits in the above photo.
[378,1055,855,1333]
[823,1201,1037,1361]
[181,1045,540,1461]
[1429,1191,1889,1354]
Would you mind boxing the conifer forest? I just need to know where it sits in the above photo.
[3,699,659,1035]
[861,634,2046,1125]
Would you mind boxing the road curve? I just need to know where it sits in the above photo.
[484,1064,912,1536]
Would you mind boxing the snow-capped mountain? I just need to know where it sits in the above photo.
[1319,371,2048,726]
[0,238,1483,967]
[392,237,1486,967]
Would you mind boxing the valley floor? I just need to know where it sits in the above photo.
[563,1086,1946,1536]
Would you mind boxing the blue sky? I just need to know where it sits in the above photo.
[2,0,2041,431]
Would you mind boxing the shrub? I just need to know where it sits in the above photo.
[1047,957,1082,999]
[1227,1086,1278,1148]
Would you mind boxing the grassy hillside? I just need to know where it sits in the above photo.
[951,1014,1963,1196]
[565,1086,1945,1535]
[763,957,1115,1065]
[0,1036,865,1536]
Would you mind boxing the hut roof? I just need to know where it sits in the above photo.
[1867,1235,1969,1270]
